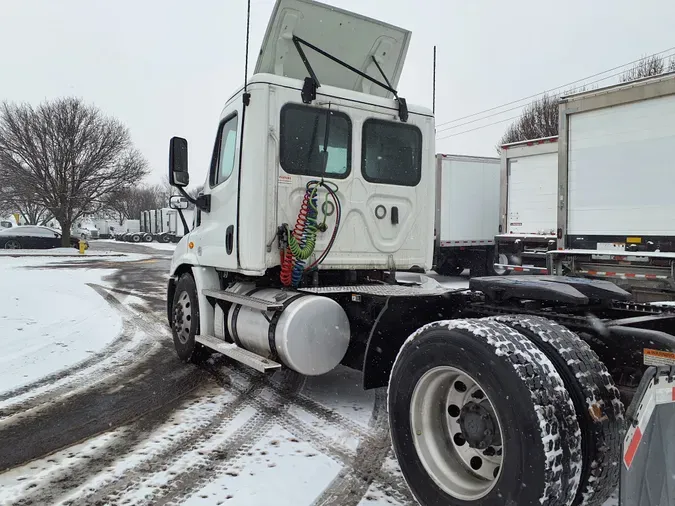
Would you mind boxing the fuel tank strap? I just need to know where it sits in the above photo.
[267,293,306,362]
[230,287,264,348]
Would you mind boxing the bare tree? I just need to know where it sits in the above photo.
[107,184,165,223]
[498,94,561,147]
[498,53,675,149]
[0,183,52,224]
[0,97,148,246]
[620,54,665,82]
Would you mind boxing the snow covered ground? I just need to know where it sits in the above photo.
[0,248,125,257]
[0,257,123,395]
[96,238,177,251]
[0,255,620,506]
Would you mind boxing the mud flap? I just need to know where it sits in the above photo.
[620,366,675,505]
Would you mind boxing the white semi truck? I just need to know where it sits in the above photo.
[139,206,194,243]
[550,73,675,303]
[494,136,558,274]
[164,1,675,505]
[434,154,500,276]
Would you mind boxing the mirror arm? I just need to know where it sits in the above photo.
[176,187,211,213]
[177,210,189,236]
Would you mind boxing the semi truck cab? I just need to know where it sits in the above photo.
[164,1,675,505]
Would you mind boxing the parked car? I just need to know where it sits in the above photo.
[0,226,87,250]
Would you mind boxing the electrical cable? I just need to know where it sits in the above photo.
[437,50,675,140]
[280,179,341,287]
[435,46,675,130]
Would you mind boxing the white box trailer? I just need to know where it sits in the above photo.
[434,154,500,276]
[93,219,115,238]
[495,136,558,274]
[550,72,675,301]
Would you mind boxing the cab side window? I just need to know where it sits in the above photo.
[210,114,239,187]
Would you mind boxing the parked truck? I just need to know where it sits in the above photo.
[139,207,194,243]
[164,1,674,505]
[434,154,500,276]
[495,136,558,274]
[550,72,675,302]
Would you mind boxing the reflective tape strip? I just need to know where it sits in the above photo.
[440,240,495,246]
[580,270,669,280]
[494,264,548,274]
[623,374,675,469]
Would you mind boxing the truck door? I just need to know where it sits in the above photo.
[195,104,241,269]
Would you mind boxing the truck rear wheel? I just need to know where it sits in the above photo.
[388,319,581,506]
[171,272,210,363]
[494,315,624,506]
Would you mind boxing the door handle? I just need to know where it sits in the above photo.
[391,206,399,225]
[226,225,234,255]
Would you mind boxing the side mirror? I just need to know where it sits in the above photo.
[169,137,190,187]
[169,195,189,210]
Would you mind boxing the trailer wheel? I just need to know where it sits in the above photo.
[131,233,142,243]
[143,233,153,242]
[490,253,510,276]
[161,234,172,243]
[494,315,624,506]
[171,273,210,364]
[388,319,581,506]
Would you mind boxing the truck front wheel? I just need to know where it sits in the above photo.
[388,319,581,506]
[171,273,210,363]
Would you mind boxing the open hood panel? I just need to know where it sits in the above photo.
[254,0,411,99]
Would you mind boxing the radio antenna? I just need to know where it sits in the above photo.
[243,0,252,101]
[432,45,437,116]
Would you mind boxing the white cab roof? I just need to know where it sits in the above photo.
[254,0,411,99]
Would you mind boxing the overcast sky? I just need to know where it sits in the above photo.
[2,0,674,188]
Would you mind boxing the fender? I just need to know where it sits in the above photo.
[169,236,199,277]
[361,295,458,389]
[167,236,220,337]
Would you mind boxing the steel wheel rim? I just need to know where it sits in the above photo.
[173,290,192,344]
[410,366,504,500]
[493,254,508,275]
[4,240,20,249]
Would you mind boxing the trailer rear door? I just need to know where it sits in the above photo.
[506,152,557,235]
[567,93,675,236]
[438,156,499,244]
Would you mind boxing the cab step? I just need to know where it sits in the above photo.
[196,334,282,373]
[202,289,283,311]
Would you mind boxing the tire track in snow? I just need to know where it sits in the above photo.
[0,284,205,471]
[0,287,145,406]
[225,361,371,439]
[9,384,196,506]
[209,361,412,503]
[310,389,396,506]
[0,285,163,421]
[0,349,206,472]
[73,376,269,505]
[140,370,305,506]
[145,366,411,506]
[241,382,414,505]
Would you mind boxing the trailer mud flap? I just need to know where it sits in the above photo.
[620,366,675,505]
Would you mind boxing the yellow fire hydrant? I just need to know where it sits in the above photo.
[79,239,87,255]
